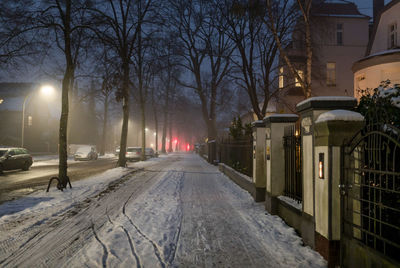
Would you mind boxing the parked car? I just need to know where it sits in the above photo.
[126,147,142,161]
[0,147,33,173]
[145,148,155,158]
[74,146,98,161]
[115,146,120,156]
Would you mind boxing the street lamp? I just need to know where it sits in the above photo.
[21,85,55,147]
[0,98,3,104]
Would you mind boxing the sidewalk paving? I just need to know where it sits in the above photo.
[0,153,326,267]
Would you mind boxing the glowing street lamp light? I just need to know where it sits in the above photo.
[0,98,3,104]
[21,85,55,147]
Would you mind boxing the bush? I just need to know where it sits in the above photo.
[229,116,252,140]
[356,80,400,127]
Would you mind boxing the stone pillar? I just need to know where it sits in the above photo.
[263,114,299,214]
[251,120,266,202]
[314,110,364,266]
[296,97,358,250]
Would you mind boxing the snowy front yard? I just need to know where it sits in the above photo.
[0,154,326,267]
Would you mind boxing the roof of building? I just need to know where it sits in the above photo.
[311,0,369,18]
[366,0,400,56]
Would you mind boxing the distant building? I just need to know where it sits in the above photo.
[0,83,58,152]
[352,0,400,98]
[276,0,370,113]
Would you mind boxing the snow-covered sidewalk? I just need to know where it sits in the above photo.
[0,153,326,267]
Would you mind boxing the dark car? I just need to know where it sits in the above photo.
[145,148,155,158]
[74,146,98,161]
[0,147,33,173]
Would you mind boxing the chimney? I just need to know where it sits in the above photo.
[373,0,385,22]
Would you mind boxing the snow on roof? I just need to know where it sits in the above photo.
[363,48,400,59]
[315,109,364,123]
[296,96,356,108]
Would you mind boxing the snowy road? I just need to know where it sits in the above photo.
[0,153,326,267]
[0,157,117,204]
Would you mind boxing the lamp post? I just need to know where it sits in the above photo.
[21,85,54,147]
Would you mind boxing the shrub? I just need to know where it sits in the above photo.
[356,80,400,127]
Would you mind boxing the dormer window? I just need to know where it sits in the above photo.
[388,23,397,49]
[336,23,343,45]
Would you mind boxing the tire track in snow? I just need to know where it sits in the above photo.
[120,226,141,268]
[91,221,109,268]
[105,206,141,267]
[164,171,184,265]
[122,170,167,268]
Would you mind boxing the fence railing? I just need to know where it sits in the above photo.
[217,137,253,177]
[283,124,302,202]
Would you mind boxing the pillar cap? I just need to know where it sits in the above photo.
[314,110,365,146]
[296,96,357,113]
[315,109,364,124]
[251,120,266,128]
[263,114,299,124]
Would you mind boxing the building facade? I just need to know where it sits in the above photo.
[0,83,58,152]
[353,0,400,98]
[276,0,370,113]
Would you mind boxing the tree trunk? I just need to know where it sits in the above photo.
[140,101,146,160]
[161,84,170,154]
[100,93,109,156]
[168,116,173,152]
[154,113,158,154]
[58,0,73,186]
[161,111,167,153]
[117,60,130,167]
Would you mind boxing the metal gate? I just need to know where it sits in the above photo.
[283,124,302,202]
[341,124,400,267]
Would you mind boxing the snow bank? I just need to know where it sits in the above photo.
[278,196,302,211]
[315,109,364,123]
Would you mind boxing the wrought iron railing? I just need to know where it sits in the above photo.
[218,137,253,177]
[344,123,400,262]
[283,124,302,202]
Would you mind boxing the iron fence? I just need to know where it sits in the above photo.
[343,123,400,262]
[283,124,302,202]
[218,137,253,177]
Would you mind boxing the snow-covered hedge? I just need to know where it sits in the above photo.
[356,80,400,126]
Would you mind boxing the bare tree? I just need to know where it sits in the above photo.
[266,0,312,98]
[223,0,296,120]
[89,0,153,167]
[167,0,235,140]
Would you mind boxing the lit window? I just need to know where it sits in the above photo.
[279,67,284,89]
[295,70,303,87]
[388,23,397,49]
[28,116,33,126]
[326,62,336,86]
[336,23,343,45]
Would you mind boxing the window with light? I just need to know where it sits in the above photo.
[279,67,284,89]
[295,70,303,87]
